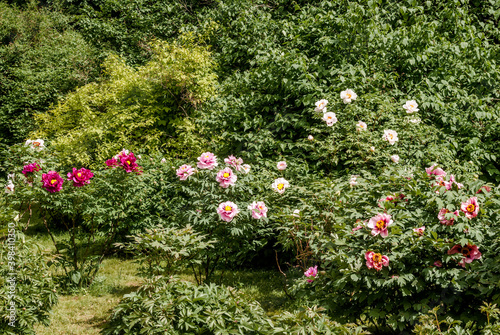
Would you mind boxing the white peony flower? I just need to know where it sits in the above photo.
[370,147,375,152]
[356,121,367,131]
[391,155,400,163]
[277,161,287,170]
[292,209,300,217]
[409,118,421,124]
[241,164,251,174]
[272,178,289,194]
[322,112,338,126]
[5,181,14,194]
[315,99,328,112]
[340,89,357,103]
[308,135,314,141]
[24,139,33,146]
[403,100,419,113]
[383,129,399,145]
[161,158,166,163]
[349,176,358,186]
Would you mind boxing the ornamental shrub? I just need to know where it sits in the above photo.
[0,236,58,334]
[102,276,274,335]
[31,39,217,169]
[276,165,499,331]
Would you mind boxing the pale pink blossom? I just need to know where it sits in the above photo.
[216,167,237,188]
[217,201,240,222]
[349,176,358,186]
[272,178,289,194]
[413,226,425,236]
[390,155,400,163]
[322,112,337,126]
[425,165,446,177]
[315,99,328,112]
[403,100,419,113]
[448,243,481,267]
[352,225,363,232]
[308,135,314,141]
[277,161,287,170]
[356,121,367,131]
[365,251,389,271]
[304,265,318,283]
[176,164,195,181]
[197,152,218,170]
[248,201,268,219]
[367,213,393,238]
[383,130,398,145]
[461,197,479,219]
[438,208,460,226]
[224,155,244,171]
[161,158,167,163]
[241,164,251,174]
[340,89,357,103]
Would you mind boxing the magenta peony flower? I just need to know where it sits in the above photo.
[304,265,318,283]
[461,197,479,219]
[367,213,393,238]
[217,201,239,222]
[119,153,139,173]
[248,201,268,219]
[106,158,119,167]
[197,152,218,170]
[425,165,446,177]
[413,226,425,236]
[448,243,481,267]
[22,163,41,176]
[224,155,244,171]
[41,171,64,193]
[438,208,459,226]
[277,161,287,170]
[67,168,94,187]
[176,164,195,181]
[365,251,389,271]
[216,167,237,188]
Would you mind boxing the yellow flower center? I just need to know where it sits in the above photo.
[34,142,40,146]
[376,220,386,229]
[277,183,284,190]
[223,172,230,178]
[346,93,351,99]
[77,173,81,177]
[205,155,209,158]
[388,134,393,139]
[466,204,475,213]
[225,206,232,211]
[410,104,414,108]
[372,253,382,263]
[50,179,57,185]
[461,247,471,257]
[126,160,131,165]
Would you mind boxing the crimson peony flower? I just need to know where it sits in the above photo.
[119,153,139,173]
[67,168,94,187]
[42,171,64,193]
[106,158,119,167]
[22,163,41,176]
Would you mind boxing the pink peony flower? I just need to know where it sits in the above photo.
[438,208,460,226]
[365,251,389,271]
[248,201,268,219]
[367,213,393,238]
[106,158,119,167]
[413,226,425,236]
[390,155,400,163]
[277,161,287,170]
[216,167,237,188]
[461,197,479,219]
[272,178,289,194]
[41,171,64,193]
[434,260,443,268]
[176,164,195,181]
[22,163,41,176]
[308,135,314,141]
[352,225,363,232]
[197,152,218,170]
[119,153,140,173]
[304,265,318,283]
[476,185,492,194]
[448,243,481,267]
[425,165,446,177]
[67,168,94,187]
[224,155,244,171]
[217,201,240,222]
